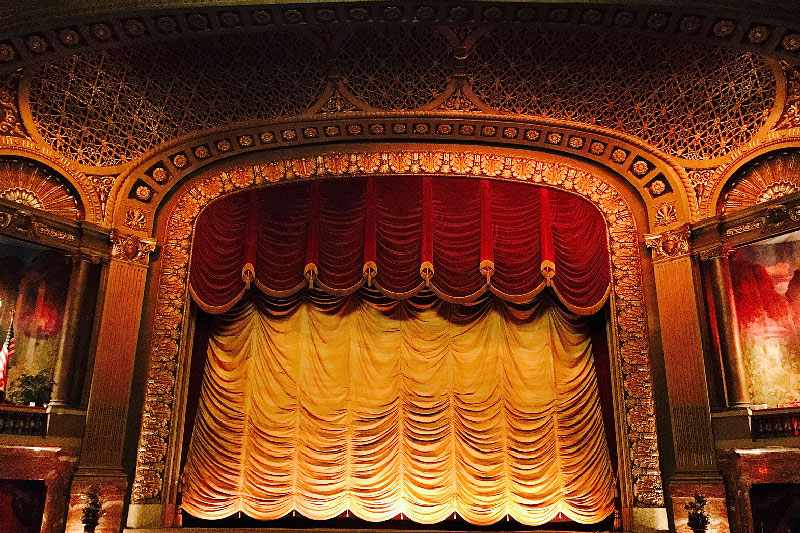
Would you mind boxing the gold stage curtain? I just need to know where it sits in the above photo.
[182,293,615,525]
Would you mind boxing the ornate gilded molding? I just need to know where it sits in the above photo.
[0,196,108,257]
[4,2,800,73]
[0,157,81,220]
[720,150,800,214]
[0,136,103,223]
[113,114,695,229]
[0,70,26,138]
[110,229,156,266]
[725,218,766,237]
[131,148,664,510]
[697,246,734,261]
[644,224,691,262]
[776,61,800,130]
[701,128,800,217]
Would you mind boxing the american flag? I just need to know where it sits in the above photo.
[0,314,15,392]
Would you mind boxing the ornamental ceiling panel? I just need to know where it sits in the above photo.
[468,27,777,161]
[338,25,452,110]
[26,32,328,168]
[22,24,779,170]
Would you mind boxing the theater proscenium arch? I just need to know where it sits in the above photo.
[130,146,664,530]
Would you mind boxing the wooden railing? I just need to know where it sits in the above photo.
[0,403,47,436]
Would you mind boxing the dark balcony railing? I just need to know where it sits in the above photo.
[0,404,47,436]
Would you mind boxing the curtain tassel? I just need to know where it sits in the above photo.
[362,261,377,287]
[241,263,255,289]
[420,261,434,288]
[304,263,318,289]
[479,259,495,285]
[540,260,555,286]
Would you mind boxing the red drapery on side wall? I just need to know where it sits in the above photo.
[189,177,610,314]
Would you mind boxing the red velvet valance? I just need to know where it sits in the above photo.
[189,177,610,314]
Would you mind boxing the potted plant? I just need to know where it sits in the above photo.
[686,493,710,533]
[81,485,102,533]
[7,369,53,406]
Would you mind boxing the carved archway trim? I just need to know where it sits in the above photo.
[131,146,664,518]
[704,128,800,216]
[111,113,695,236]
[0,136,102,222]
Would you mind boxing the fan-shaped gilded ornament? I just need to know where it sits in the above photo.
[0,160,80,220]
[722,152,800,213]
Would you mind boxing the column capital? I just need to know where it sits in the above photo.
[644,224,690,262]
[110,230,157,266]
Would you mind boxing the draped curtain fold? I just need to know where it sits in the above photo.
[182,292,616,525]
[188,177,610,313]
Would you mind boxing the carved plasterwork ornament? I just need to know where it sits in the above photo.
[0,158,80,220]
[698,246,734,262]
[315,87,360,114]
[89,174,116,220]
[110,229,156,266]
[644,224,691,262]
[721,151,800,214]
[22,22,777,169]
[0,137,102,223]
[776,61,800,130]
[654,202,678,227]
[0,70,27,138]
[132,148,664,510]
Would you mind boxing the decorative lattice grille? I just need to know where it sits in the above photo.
[26,25,778,167]
[468,28,777,161]
[331,25,451,111]
[28,32,327,167]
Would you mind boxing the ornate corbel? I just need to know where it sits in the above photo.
[644,224,691,262]
[110,229,156,266]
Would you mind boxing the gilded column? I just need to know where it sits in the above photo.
[702,248,751,408]
[49,255,91,408]
[66,231,156,533]
[645,226,730,533]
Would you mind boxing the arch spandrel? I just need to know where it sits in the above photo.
[130,146,665,520]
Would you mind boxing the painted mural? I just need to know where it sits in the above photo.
[0,235,70,405]
[731,230,800,407]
